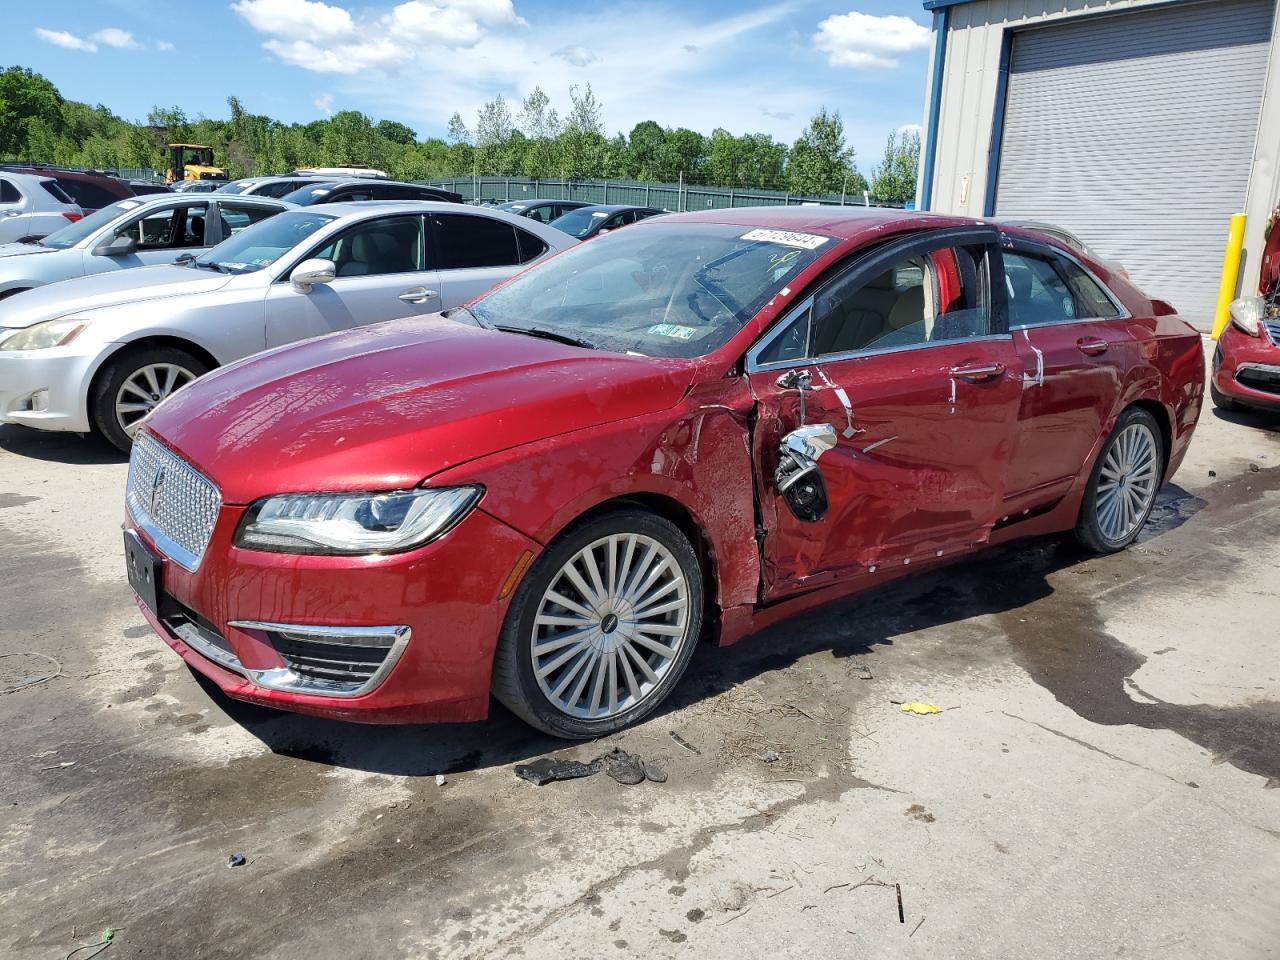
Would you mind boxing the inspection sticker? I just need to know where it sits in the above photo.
[648,323,697,340]
[740,228,830,250]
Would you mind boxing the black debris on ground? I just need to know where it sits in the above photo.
[515,748,669,787]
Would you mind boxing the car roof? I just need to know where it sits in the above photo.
[503,198,583,206]
[312,179,450,190]
[0,170,60,185]
[305,200,488,217]
[658,205,978,241]
[572,204,661,214]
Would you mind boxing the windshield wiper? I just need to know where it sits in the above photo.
[496,324,599,351]
[189,260,229,273]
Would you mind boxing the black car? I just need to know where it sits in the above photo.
[495,198,591,224]
[281,179,464,206]
[548,204,666,240]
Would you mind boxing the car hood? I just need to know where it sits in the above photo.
[0,242,59,261]
[146,314,698,503]
[0,264,233,328]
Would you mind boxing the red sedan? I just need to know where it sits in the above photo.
[123,208,1204,738]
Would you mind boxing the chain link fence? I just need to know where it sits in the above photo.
[422,176,904,211]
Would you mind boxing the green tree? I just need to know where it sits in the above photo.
[785,107,866,198]
[558,84,608,179]
[517,86,560,178]
[869,127,921,205]
[376,119,417,146]
[0,66,63,157]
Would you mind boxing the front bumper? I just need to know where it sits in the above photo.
[129,501,541,724]
[1213,322,1280,410]
[0,346,99,432]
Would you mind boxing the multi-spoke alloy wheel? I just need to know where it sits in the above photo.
[1094,423,1158,542]
[1076,407,1164,553]
[493,510,703,738]
[115,362,197,438]
[92,347,210,452]
[532,533,690,720]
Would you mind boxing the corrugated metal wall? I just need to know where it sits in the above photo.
[993,0,1273,322]
[922,0,1280,327]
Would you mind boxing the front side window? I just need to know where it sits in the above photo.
[42,199,141,249]
[1004,249,1120,327]
[757,242,991,364]
[468,221,826,358]
[122,204,205,249]
[196,210,337,274]
[311,215,423,277]
[550,207,610,239]
[430,214,520,269]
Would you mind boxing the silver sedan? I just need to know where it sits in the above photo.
[0,194,290,299]
[0,201,577,450]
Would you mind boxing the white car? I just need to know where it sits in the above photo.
[0,201,576,450]
[0,194,289,299]
[0,171,84,244]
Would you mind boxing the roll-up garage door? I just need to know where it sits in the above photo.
[993,0,1273,326]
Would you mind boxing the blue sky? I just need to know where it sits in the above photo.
[9,0,932,172]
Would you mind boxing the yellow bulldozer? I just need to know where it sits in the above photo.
[165,144,228,184]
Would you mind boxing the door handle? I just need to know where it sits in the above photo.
[1076,337,1108,356]
[949,362,1005,383]
[398,287,437,303]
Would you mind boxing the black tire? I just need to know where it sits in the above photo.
[1210,383,1243,413]
[492,508,704,739]
[1074,406,1164,554]
[91,346,210,452]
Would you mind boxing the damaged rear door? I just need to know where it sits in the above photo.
[744,227,1024,599]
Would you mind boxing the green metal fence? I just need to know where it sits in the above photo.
[0,161,166,182]
[422,176,900,211]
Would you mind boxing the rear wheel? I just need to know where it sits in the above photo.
[492,509,703,739]
[91,346,209,452]
[1074,407,1163,553]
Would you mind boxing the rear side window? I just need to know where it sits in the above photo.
[0,179,20,204]
[515,229,548,263]
[40,180,75,205]
[430,214,520,269]
[57,178,119,210]
[1004,249,1120,326]
[216,202,279,238]
[259,180,306,198]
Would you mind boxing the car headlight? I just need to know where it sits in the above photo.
[235,486,483,555]
[0,318,89,351]
[1229,296,1264,336]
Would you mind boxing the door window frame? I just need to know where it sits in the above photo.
[425,211,524,271]
[274,213,427,282]
[746,226,1008,373]
[997,234,1130,330]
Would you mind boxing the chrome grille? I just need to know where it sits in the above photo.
[1263,319,1280,343]
[126,432,221,571]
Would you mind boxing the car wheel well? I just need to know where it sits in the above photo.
[566,493,721,640]
[89,337,219,403]
[1125,399,1172,473]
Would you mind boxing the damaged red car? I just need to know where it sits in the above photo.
[124,208,1204,738]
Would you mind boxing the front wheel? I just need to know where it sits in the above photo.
[492,509,704,739]
[1075,407,1164,553]
[91,347,209,452]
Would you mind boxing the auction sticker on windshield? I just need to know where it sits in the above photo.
[740,229,830,250]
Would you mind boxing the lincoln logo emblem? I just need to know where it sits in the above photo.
[150,465,167,515]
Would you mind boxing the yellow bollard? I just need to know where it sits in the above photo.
[1211,213,1248,340]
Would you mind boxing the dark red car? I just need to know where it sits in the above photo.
[1212,300,1280,412]
[0,165,135,212]
[124,208,1204,738]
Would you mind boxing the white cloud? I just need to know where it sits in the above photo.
[813,12,929,69]
[234,0,526,73]
[92,27,140,48]
[156,40,176,52]
[898,122,922,136]
[314,92,335,116]
[552,45,596,67]
[35,28,98,52]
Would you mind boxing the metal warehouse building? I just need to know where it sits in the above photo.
[917,0,1280,326]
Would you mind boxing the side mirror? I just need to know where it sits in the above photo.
[781,423,838,462]
[290,258,336,291]
[95,233,138,257]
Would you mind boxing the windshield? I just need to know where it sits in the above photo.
[550,207,610,238]
[468,222,829,358]
[218,180,253,194]
[38,199,144,249]
[194,210,336,274]
[280,182,338,206]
